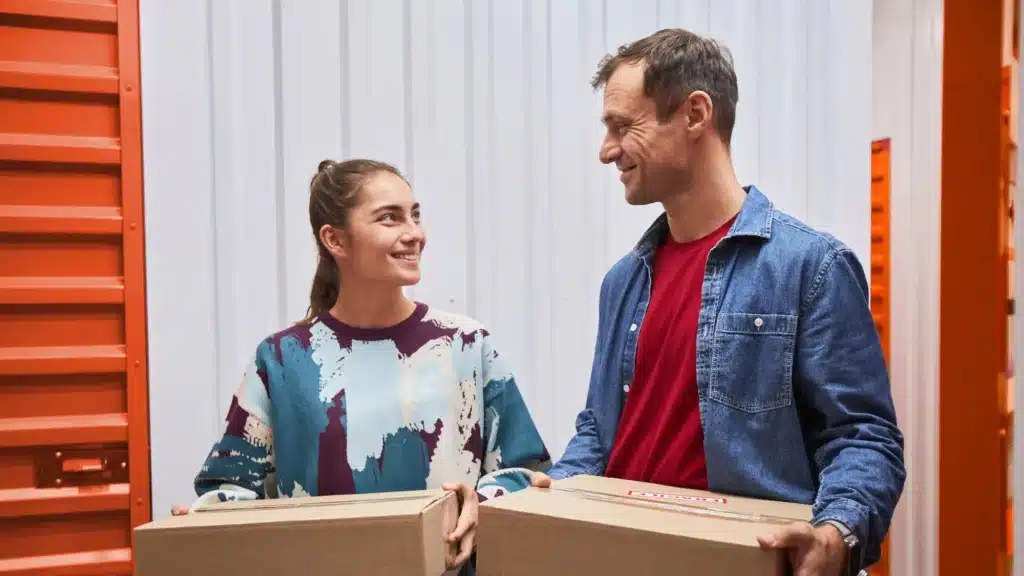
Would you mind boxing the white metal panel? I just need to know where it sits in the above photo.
[873,0,943,574]
[710,0,761,189]
[809,1,873,263]
[141,0,874,521]
[209,0,287,417]
[138,0,222,522]
[406,0,472,315]
[756,0,808,219]
[547,0,598,452]
[277,0,345,326]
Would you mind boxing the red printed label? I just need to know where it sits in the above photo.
[627,490,728,504]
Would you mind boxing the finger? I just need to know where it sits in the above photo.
[170,505,189,516]
[441,482,476,503]
[459,482,477,501]
[453,529,476,567]
[445,549,458,570]
[448,515,471,542]
[757,522,814,549]
[774,547,789,575]
[447,498,478,542]
[531,472,552,488]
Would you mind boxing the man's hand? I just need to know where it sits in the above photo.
[530,471,552,488]
[442,482,479,569]
[757,522,847,576]
[170,505,190,516]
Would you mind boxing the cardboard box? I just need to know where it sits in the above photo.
[134,490,459,576]
[477,475,813,575]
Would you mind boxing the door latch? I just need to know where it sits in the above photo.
[37,447,129,488]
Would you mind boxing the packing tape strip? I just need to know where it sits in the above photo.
[551,486,797,526]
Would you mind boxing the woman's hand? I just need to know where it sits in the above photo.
[441,482,479,569]
[170,505,190,516]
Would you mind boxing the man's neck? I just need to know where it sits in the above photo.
[330,284,416,329]
[661,156,746,243]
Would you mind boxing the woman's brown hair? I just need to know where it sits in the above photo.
[299,158,406,324]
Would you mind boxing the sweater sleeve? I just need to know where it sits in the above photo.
[191,342,276,509]
[474,331,551,502]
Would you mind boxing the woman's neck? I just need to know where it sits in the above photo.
[329,285,416,329]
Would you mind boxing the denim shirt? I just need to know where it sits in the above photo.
[549,186,905,569]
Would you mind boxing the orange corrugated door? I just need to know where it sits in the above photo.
[869,138,891,576]
[0,1,151,574]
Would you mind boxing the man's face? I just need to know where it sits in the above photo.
[598,63,692,205]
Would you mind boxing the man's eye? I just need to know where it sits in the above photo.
[378,214,395,222]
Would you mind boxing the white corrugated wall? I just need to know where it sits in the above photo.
[139,0,873,527]
[872,0,942,574]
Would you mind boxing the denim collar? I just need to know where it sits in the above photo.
[634,185,774,259]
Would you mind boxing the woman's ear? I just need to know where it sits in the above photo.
[319,224,346,259]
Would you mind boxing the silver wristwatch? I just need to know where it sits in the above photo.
[819,520,864,576]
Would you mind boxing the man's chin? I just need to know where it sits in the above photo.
[624,189,653,206]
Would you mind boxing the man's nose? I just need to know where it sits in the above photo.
[599,137,620,165]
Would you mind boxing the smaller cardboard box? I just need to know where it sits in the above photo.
[134,490,458,576]
[477,475,813,575]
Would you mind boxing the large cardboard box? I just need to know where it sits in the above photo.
[134,490,459,576]
[477,475,813,575]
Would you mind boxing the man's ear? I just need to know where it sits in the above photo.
[680,90,714,137]
[319,224,346,259]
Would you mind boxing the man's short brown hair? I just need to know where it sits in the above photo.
[593,28,739,144]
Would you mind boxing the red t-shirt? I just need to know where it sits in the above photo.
[605,217,735,489]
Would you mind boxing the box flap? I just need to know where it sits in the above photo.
[135,490,450,532]
[482,476,813,548]
[192,489,447,513]
[555,475,812,522]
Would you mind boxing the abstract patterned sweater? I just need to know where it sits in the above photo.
[191,303,551,509]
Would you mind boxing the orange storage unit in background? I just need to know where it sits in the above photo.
[869,138,891,576]
[0,1,151,573]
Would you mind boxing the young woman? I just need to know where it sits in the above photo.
[173,159,551,572]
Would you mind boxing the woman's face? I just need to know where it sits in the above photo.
[328,171,426,287]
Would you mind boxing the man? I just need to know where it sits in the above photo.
[531,29,905,576]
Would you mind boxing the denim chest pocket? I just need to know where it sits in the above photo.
[709,312,797,413]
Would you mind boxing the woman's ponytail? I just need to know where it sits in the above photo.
[301,250,340,323]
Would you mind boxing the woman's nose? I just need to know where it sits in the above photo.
[404,224,425,243]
